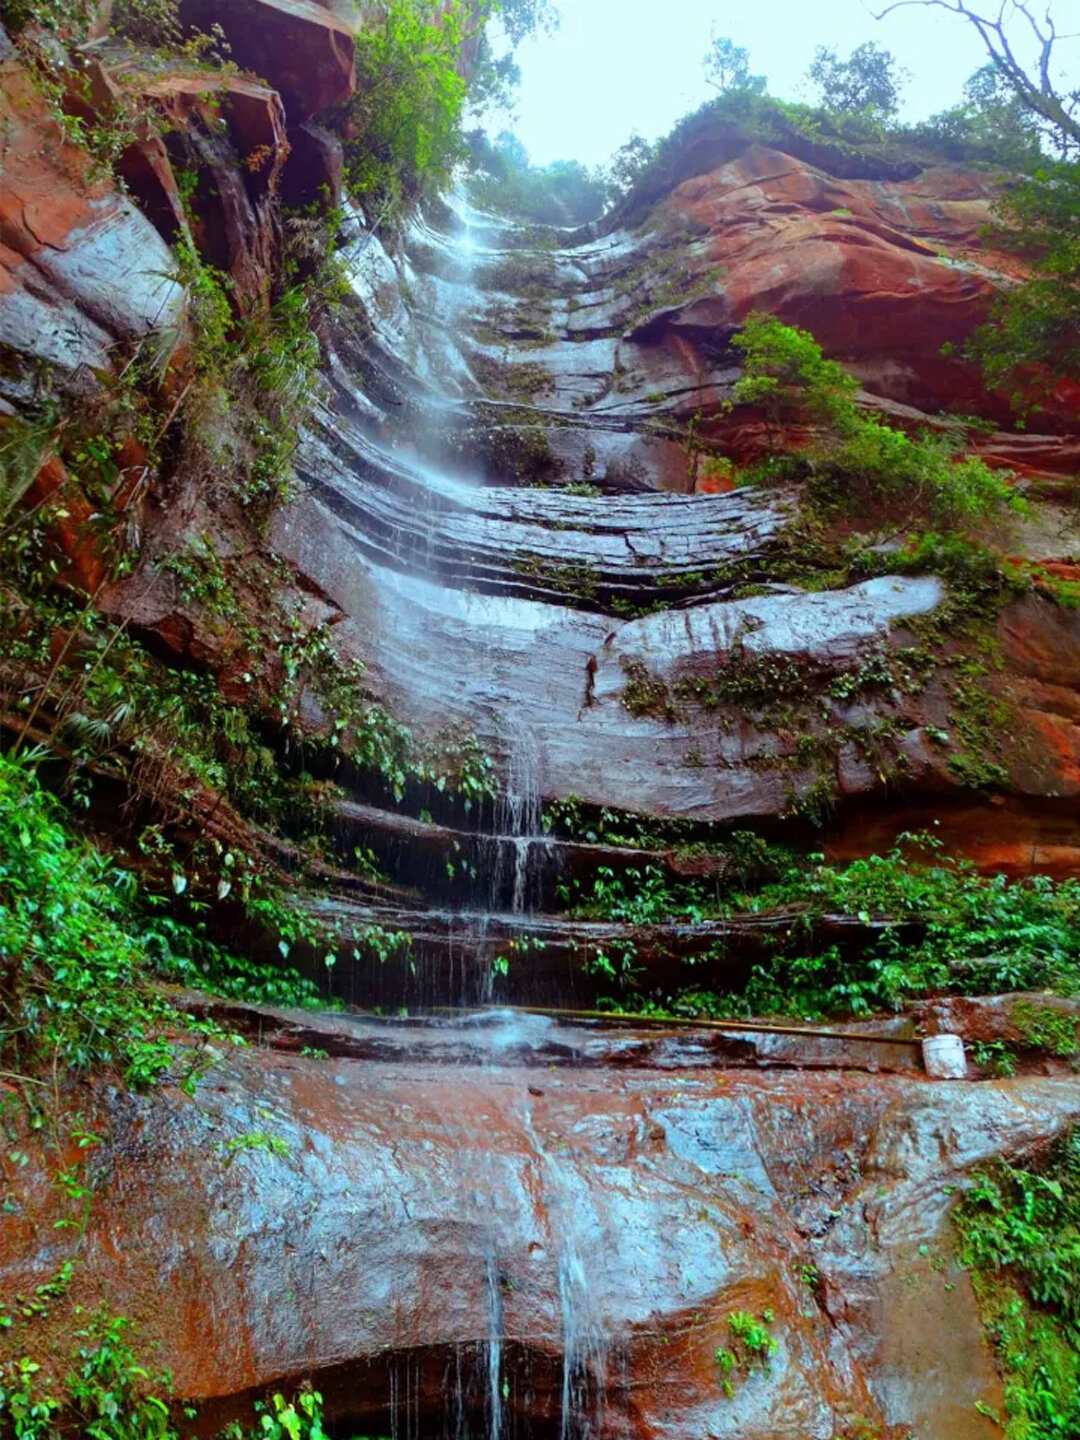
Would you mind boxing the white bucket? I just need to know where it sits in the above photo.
[922,1033,967,1079]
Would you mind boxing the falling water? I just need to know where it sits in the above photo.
[522,1107,607,1440]
[493,717,546,916]
[485,1250,504,1440]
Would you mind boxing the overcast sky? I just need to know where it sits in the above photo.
[498,0,1009,168]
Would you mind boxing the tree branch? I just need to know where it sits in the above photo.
[872,0,1080,151]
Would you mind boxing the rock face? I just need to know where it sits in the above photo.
[6,24,1080,853]
[5,1012,1079,1440]
[262,181,1080,849]
[4,28,1080,1440]
[0,59,183,381]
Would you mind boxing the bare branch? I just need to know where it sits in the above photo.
[873,0,1080,151]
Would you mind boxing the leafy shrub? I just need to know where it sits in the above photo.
[0,755,324,1082]
[0,0,93,38]
[735,840,1080,1017]
[110,0,182,47]
[0,753,179,1084]
[565,830,1080,1019]
[345,0,471,215]
[0,1305,330,1440]
[732,313,1019,526]
[714,1310,777,1398]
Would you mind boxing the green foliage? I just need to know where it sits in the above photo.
[806,42,905,125]
[0,753,332,1082]
[703,35,766,98]
[735,836,1080,1018]
[906,64,1043,169]
[564,828,1080,1019]
[220,1131,291,1165]
[560,863,707,926]
[221,1390,330,1440]
[1010,999,1079,1059]
[0,1299,330,1440]
[346,0,470,215]
[466,130,608,225]
[607,133,658,200]
[0,414,57,526]
[0,752,178,1084]
[732,311,858,427]
[971,159,1080,408]
[109,0,182,47]
[714,1310,777,1398]
[0,0,93,39]
[174,238,329,511]
[732,313,1020,525]
[0,1311,175,1440]
[1,0,181,45]
[953,1129,1080,1439]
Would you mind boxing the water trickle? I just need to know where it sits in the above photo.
[510,837,530,916]
[494,718,544,916]
[485,1250,504,1440]
[523,1107,607,1440]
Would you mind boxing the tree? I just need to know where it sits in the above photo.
[704,35,766,96]
[465,131,608,223]
[491,0,558,46]
[608,133,656,198]
[911,63,1043,167]
[806,41,906,121]
[973,161,1080,402]
[874,1,1080,155]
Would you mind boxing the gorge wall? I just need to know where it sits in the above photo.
[3,5,1080,1440]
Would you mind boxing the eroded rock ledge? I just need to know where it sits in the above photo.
[5,1011,1078,1440]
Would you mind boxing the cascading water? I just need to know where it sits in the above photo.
[493,716,550,917]
[522,1106,608,1440]
[485,1249,505,1440]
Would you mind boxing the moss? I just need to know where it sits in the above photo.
[443,419,564,486]
[619,657,678,721]
[469,352,555,403]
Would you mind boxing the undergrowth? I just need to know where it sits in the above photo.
[0,1300,331,1440]
[730,313,1022,528]
[562,830,1080,1020]
[953,1128,1080,1440]
[0,753,323,1085]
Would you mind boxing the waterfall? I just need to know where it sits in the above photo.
[493,716,548,917]
[523,1106,608,1440]
[485,1249,505,1440]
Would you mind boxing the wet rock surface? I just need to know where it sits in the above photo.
[4,34,1080,1440]
[0,60,183,382]
[5,1014,1078,1439]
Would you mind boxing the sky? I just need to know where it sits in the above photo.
[498,0,1002,169]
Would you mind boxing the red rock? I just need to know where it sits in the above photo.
[0,61,183,375]
[178,0,356,120]
[8,1038,1075,1438]
[656,142,1073,431]
[22,454,109,594]
[280,120,344,209]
